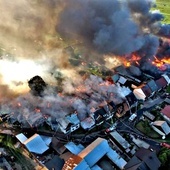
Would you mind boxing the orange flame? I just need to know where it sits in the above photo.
[121,53,141,67]
[152,56,170,70]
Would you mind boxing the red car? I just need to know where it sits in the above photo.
[161,142,170,149]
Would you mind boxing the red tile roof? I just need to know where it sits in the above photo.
[161,105,170,118]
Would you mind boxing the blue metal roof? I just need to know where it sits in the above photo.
[91,165,102,170]
[66,113,80,125]
[107,148,127,170]
[65,142,84,155]
[24,134,49,154]
[16,133,28,144]
[78,138,109,167]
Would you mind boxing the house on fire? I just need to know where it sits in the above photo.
[57,113,80,134]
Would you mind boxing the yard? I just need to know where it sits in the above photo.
[136,120,160,138]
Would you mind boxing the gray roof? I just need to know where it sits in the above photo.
[125,148,161,170]
[45,155,65,170]
[80,117,95,130]
[23,134,49,154]
[147,80,158,92]
[143,111,155,121]
[135,148,161,170]
[153,121,170,135]
[110,131,130,149]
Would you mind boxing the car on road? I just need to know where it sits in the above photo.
[128,113,137,122]
[105,123,117,133]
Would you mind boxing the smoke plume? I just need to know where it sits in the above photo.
[56,0,169,59]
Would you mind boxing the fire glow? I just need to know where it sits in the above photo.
[120,54,141,68]
[152,56,170,70]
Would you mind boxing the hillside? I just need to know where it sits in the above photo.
[155,0,170,24]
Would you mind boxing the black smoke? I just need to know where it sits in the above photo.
[56,0,169,59]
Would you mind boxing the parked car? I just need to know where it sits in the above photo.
[161,142,170,149]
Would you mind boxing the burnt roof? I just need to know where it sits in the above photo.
[126,92,137,105]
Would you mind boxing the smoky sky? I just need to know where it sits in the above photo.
[56,0,168,58]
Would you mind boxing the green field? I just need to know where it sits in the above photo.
[155,0,170,24]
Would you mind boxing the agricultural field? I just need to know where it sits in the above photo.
[155,0,170,24]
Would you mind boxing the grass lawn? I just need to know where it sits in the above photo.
[155,0,170,24]
[136,121,160,138]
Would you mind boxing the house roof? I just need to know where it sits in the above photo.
[66,113,80,125]
[78,138,110,167]
[93,108,107,123]
[155,77,167,90]
[143,111,155,121]
[125,92,137,106]
[141,84,152,97]
[63,137,127,170]
[152,121,170,135]
[91,165,102,170]
[111,74,120,83]
[110,131,130,149]
[26,113,44,127]
[107,148,127,169]
[147,80,158,92]
[45,155,65,170]
[162,74,170,84]
[65,142,84,155]
[135,148,161,170]
[51,137,66,154]
[125,148,161,170]
[23,134,49,154]
[62,155,88,170]
[57,117,70,129]
[80,117,95,130]
[133,88,146,100]
[118,76,127,85]
[124,156,142,170]
[16,133,28,144]
[161,105,170,118]
[40,135,52,146]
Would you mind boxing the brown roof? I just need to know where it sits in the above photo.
[62,155,83,170]
[161,105,170,118]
